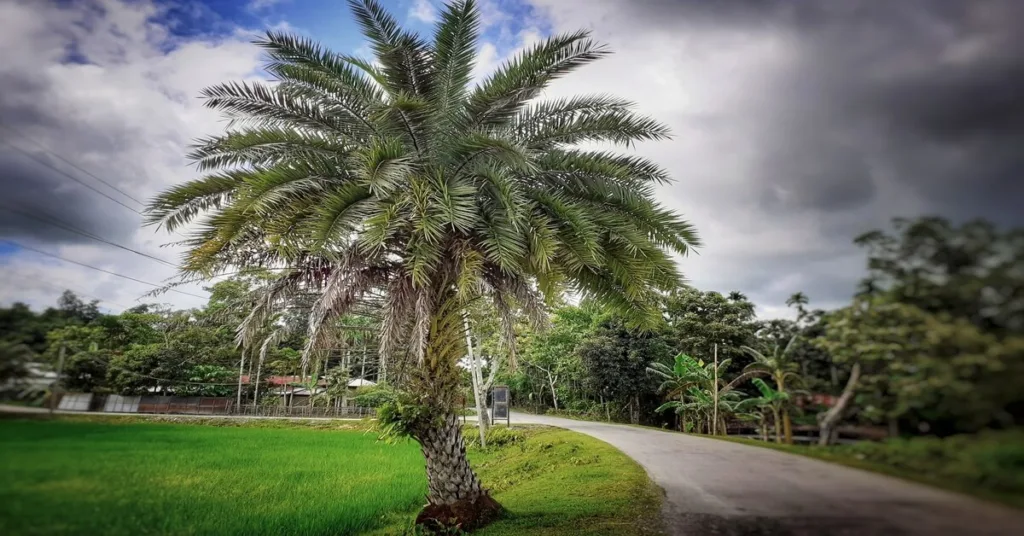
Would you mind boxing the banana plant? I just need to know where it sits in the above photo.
[650,352,737,434]
[649,353,709,432]
[740,337,803,443]
[748,377,790,443]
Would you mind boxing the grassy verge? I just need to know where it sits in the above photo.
[707,431,1024,510]
[0,416,662,535]
[373,425,662,536]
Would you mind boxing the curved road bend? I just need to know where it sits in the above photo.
[511,411,1022,536]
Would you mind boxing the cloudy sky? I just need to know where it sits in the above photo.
[1,0,1021,318]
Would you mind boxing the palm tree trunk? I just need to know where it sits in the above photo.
[778,378,793,444]
[772,407,782,443]
[679,394,686,432]
[410,293,501,531]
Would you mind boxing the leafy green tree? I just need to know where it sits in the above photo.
[0,341,35,388]
[855,217,1024,336]
[515,305,598,411]
[177,365,235,397]
[577,318,672,423]
[663,288,757,373]
[814,298,1024,440]
[56,290,101,324]
[146,1,697,524]
[649,352,734,433]
[0,292,103,353]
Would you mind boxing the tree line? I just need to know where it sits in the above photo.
[472,216,1023,444]
[0,273,381,406]
[3,216,1020,446]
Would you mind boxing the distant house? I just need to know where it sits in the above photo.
[237,375,376,406]
[1,363,56,398]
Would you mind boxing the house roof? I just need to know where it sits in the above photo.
[238,375,376,388]
[238,375,327,387]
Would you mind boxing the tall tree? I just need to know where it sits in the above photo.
[663,288,757,373]
[145,0,698,528]
[855,217,1024,336]
[516,304,598,411]
[814,298,1024,441]
[578,316,672,424]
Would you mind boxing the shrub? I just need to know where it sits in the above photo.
[464,426,527,450]
[832,429,1024,497]
[352,384,399,408]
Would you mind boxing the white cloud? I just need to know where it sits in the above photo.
[520,0,879,314]
[477,0,512,29]
[471,42,501,83]
[0,0,265,312]
[409,0,437,24]
[471,25,545,84]
[248,0,287,11]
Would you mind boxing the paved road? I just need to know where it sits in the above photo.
[511,412,1022,536]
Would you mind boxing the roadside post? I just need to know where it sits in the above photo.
[491,385,510,427]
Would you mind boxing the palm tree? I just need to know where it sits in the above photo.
[146,0,698,529]
[739,338,801,443]
[786,291,809,320]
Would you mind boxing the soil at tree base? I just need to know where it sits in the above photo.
[415,493,503,532]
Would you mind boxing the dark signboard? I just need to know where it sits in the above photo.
[491,385,510,425]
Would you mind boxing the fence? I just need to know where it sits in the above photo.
[233,404,376,418]
[52,393,375,419]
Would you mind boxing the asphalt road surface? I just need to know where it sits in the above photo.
[511,411,1022,536]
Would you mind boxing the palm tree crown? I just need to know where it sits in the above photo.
[148,0,697,355]
[146,0,699,525]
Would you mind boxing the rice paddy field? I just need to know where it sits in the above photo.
[0,416,662,535]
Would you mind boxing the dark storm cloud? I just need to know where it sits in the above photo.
[537,0,1024,311]
[0,21,147,248]
[0,150,142,245]
[626,0,1024,226]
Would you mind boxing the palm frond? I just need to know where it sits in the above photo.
[429,0,479,123]
[467,31,609,128]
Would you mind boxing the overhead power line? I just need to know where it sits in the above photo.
[3,239,208,300]
[0,139,142,215]
[0,123,145,205]
[1,205,177,268]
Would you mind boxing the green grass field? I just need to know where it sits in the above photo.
[0,417,661,535]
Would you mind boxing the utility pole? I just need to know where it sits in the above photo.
[712,343,719,436]
[463,312,486,449]
[50,343,66,416]
[236,348,246,412]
